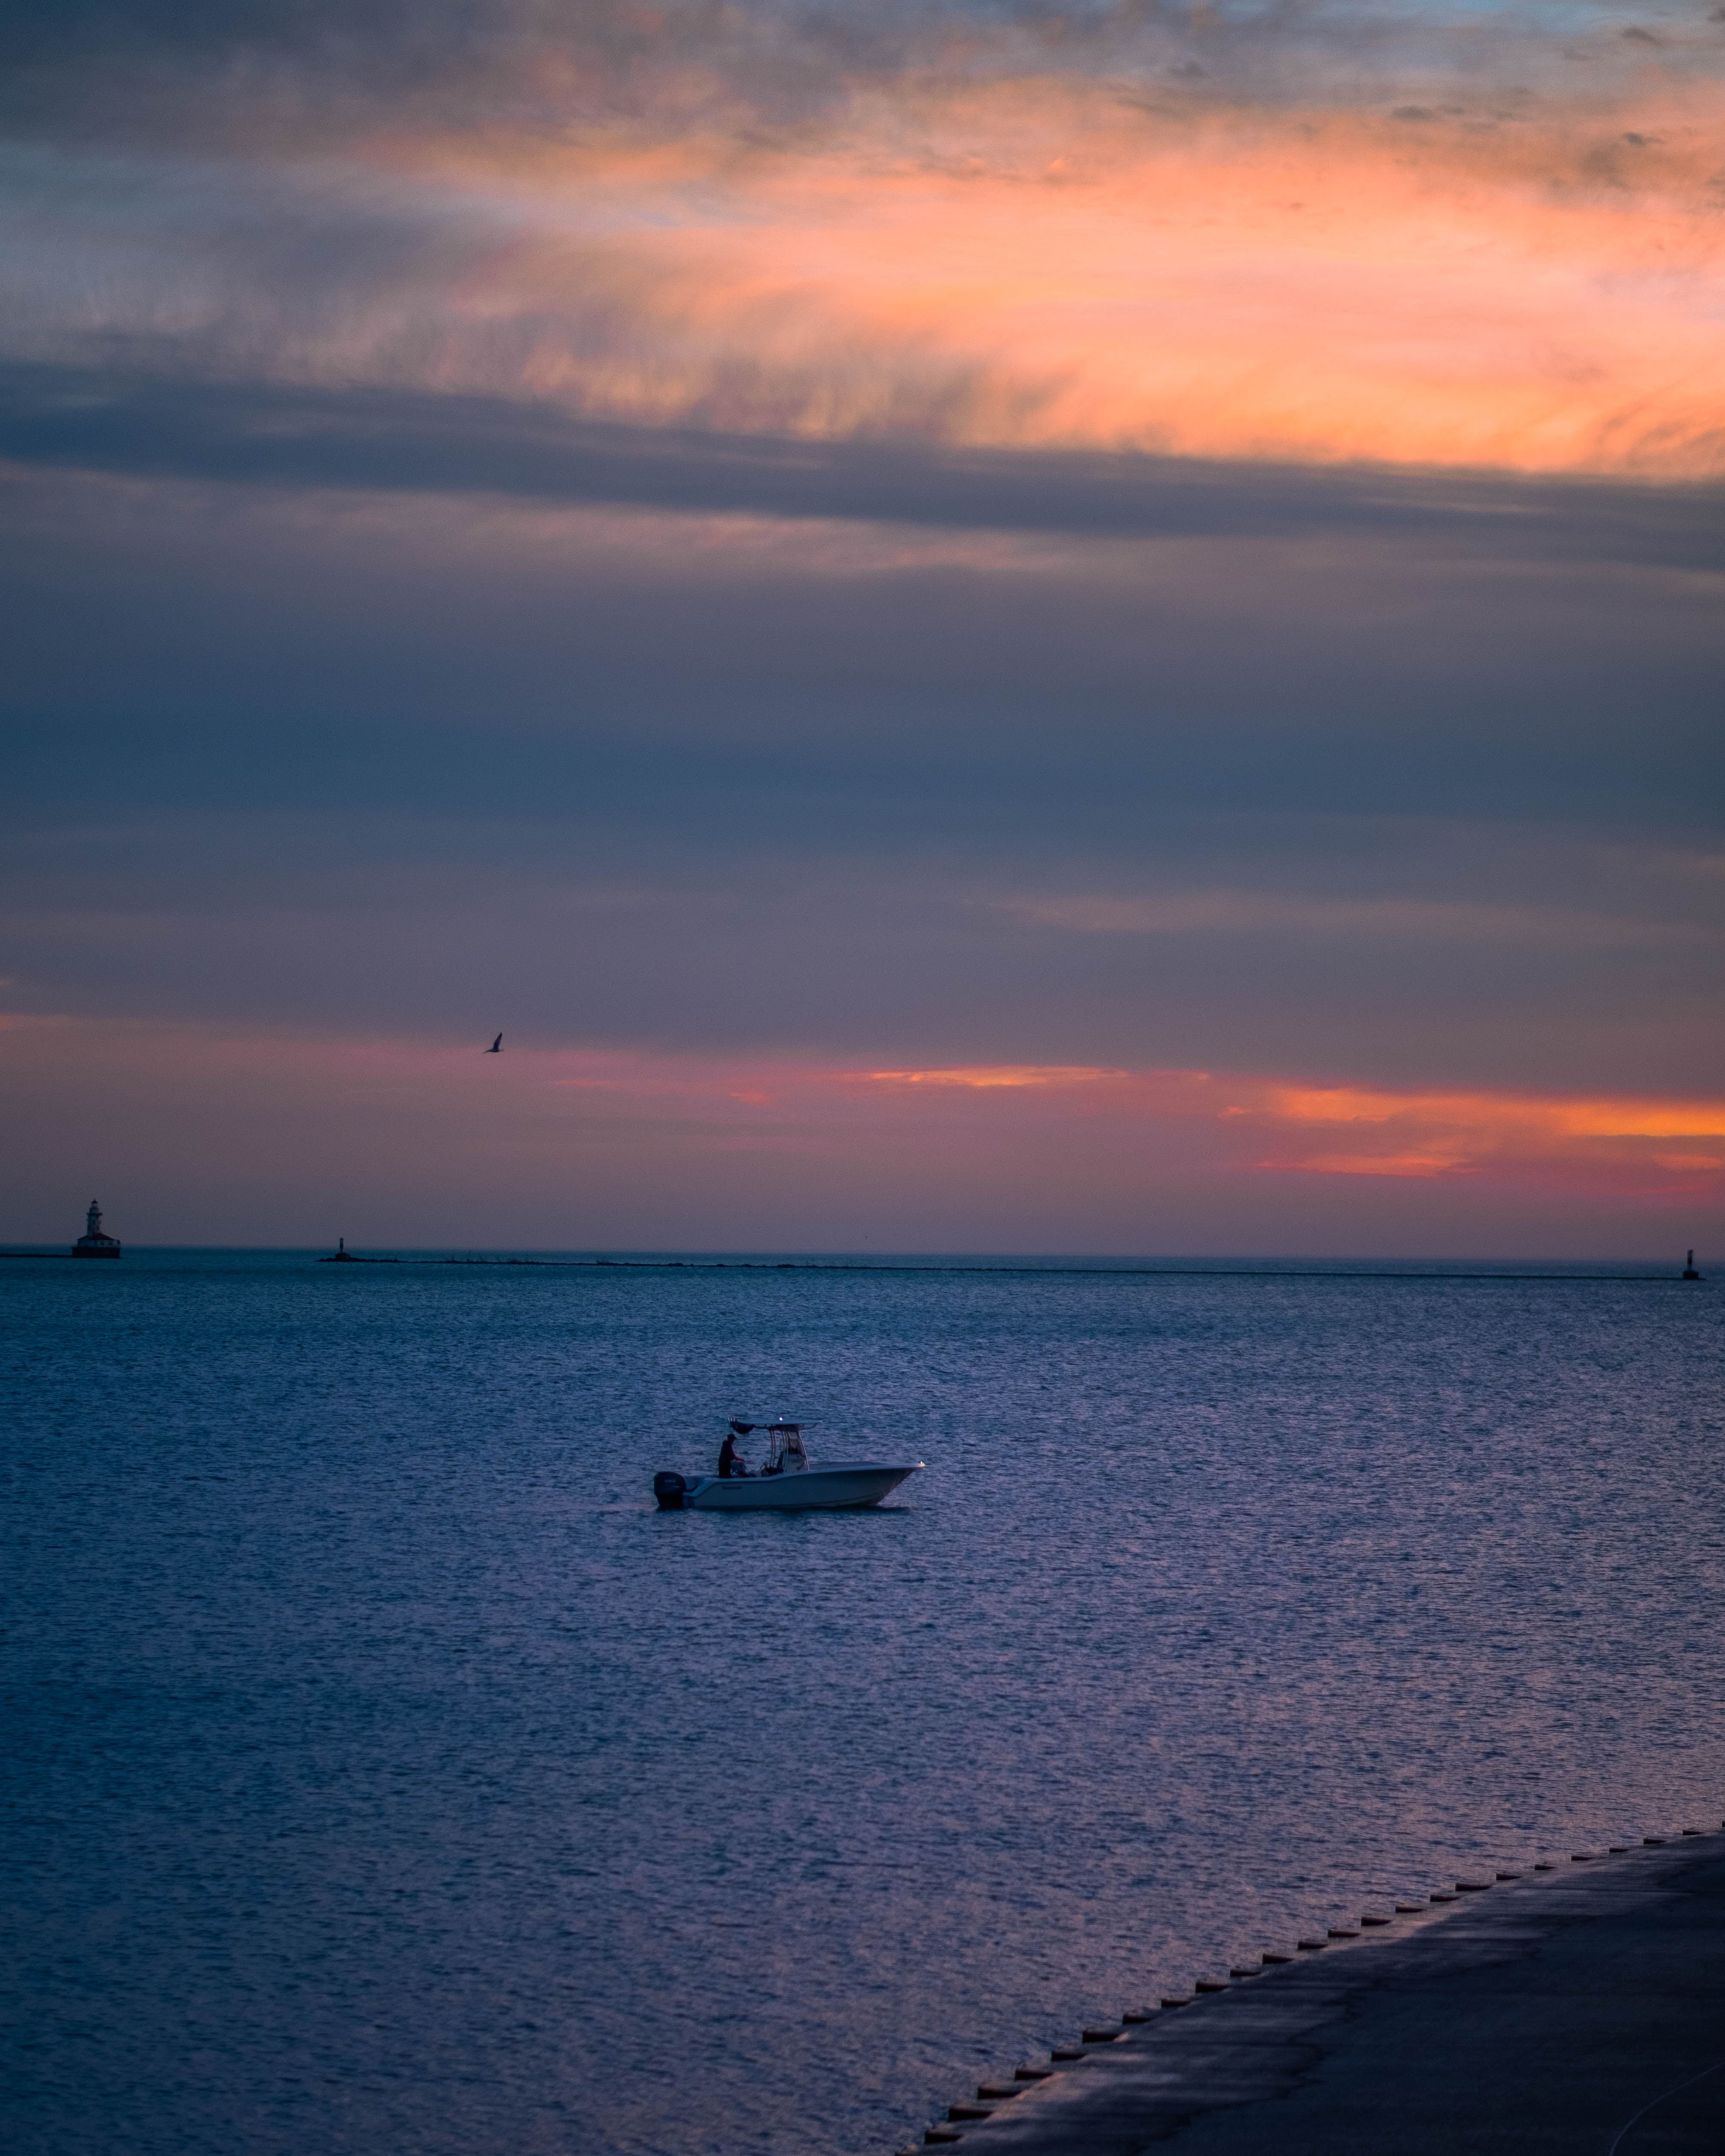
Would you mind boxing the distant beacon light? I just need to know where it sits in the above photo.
[72,1199,122,1259]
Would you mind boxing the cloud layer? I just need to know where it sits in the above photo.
[8,4,1725,474]
[2,3,1722,1249]
[7,1020,1719,1252]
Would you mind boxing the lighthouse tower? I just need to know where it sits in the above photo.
[73,1200,123,1259]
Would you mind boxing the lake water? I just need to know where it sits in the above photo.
[3,1250,1722,2156]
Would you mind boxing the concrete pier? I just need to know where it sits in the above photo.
[915,1833,1725,2153]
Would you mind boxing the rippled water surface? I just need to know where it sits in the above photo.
[4,1251,1722,2156]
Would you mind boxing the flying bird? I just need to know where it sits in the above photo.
[486,1034,502,1053]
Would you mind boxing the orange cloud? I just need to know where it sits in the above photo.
[857,1065,1119,1088]
[833,1063,1725,1190]
[356,73,1725,476]
[1553,1101,1725,1139]
[1251,1079,1725,1182]
[1267,1082,1725,1138]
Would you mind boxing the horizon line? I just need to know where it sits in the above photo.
[0,1244,1705,1284]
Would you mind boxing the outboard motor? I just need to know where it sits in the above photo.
[653,1470,687,1511]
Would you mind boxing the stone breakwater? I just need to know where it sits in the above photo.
[899,1824,1725,2154]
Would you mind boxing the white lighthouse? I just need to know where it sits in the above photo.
[73,1200,122,1258]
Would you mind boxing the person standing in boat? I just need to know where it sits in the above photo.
[717,1424,752,1478]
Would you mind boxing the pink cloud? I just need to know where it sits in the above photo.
[4,1019,1718,1249]
[347,75,1725,476]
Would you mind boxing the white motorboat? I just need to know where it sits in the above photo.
[654,1421,923,1512]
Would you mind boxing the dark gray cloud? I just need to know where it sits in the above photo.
[0,0,1682,154]
[5,358,1723,572]
[4,436,1722,842]
[0,1,1134,145]
[1,429,1720,1091]
[3,803,1716,1085]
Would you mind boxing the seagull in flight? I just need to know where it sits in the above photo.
[486,1033,502,1053]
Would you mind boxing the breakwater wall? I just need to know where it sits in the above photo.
[897,1820,1725,2154]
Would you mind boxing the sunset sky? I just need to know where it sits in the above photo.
[3,0,1722,1253]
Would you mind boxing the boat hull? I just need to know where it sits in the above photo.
[678,1463,921,1512]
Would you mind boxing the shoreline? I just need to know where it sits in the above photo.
[903,1828,1725,2153]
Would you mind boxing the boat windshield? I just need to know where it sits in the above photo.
[765,1422,809,1472]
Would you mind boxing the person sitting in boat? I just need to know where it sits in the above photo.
[717,1424,752,1478]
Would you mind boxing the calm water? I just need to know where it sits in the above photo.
[3,1251,1722,2156]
